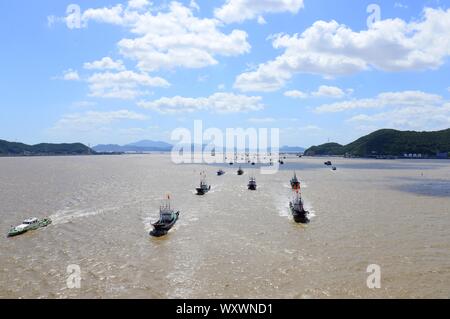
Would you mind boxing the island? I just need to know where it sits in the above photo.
[0,139,95,156]
[304,129,450,159]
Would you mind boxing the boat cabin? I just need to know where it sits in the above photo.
[23,218,38,225]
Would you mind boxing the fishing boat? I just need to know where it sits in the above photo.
[289,190,309,224]
[7,217,52,237]
[150,195,180,237]
[248,176,257,190]
[196,172,211,195]
[290,172,301,190]
[217,169,225,176]
[237,167,244,175]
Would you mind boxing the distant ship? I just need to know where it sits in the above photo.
[237,167,244,175]
[324,161,332,166]
[150,195,180,237]
[290,172,300,190]
[196,172,211,195]
[248,176,257,190]
[289,190,309,224]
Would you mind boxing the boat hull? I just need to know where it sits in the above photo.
[289,203,309,224]
[196,186,211,195]
[7,229,27,237]
[150,212,179,237]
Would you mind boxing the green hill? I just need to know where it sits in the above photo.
[304,129,450,157]
[0,139,94,156]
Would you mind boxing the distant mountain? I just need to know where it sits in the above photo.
[304,129,450,157]
[125,140,173,149]
[0,139,93,156]
[280,146,305,153]
[91,144,127,153]
[93,142,305,154]
[93,140,173,153]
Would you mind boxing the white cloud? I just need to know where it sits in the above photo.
[348,114,376,123]
[299,125,321,131]
[214,0,304,24]
[189,0,200,11]
[318,90,450,131]
[118,125,160,137]
[78,2,250,72]
[348,103,450,131]
[53,110,148,131]
[58,69,80,81]
[87,70,170,99]
[281,125,322,138]
[197,75,209,82]
[315,91,442,113]
[312,85,346,98]
[71,101,97,108]
[138,92,264,114]
[257,16,267,25]
[285,86,348,99]
[64,70,80,81]
[84,57,125,71]
[128,0,150,9]
[248,117,275,123]
[81,4,125,26]
[394,3,408,9]
[284,90,308,99]
[235,8,450,92]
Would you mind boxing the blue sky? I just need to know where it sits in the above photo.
[1,0,449,147]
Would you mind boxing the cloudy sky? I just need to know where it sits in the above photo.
[1,0,450,147]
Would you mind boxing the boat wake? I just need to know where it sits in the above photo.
[303,201,316,219]
[142,215,156,232]
[208,185,219,193]
[277,201,291,218]
[50,207,119,225]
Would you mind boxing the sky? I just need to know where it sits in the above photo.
[0,0,450,148]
